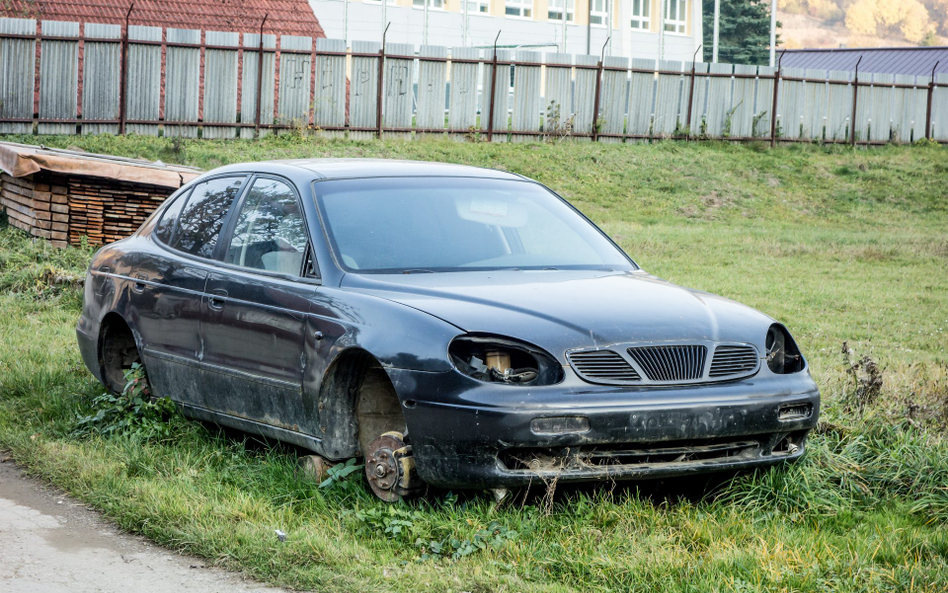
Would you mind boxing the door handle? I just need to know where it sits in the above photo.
[207,288,228,311]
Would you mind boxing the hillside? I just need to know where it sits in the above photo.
[779,0,947,48]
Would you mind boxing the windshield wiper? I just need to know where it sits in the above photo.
[402,269,436,274]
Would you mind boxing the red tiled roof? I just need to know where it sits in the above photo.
[2,0,325,38]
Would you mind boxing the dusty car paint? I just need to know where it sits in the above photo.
[77,159,820,492]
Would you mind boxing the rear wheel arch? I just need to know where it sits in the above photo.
[97,312,142,393]
[316,348,406,460]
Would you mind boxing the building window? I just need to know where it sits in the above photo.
[505,0,533,18]
[548,0,574,21]
[664,0,686,33]
[590,0,608,26]
[630,0,649,29]
[413,0,445,9]
[466,0,490,13]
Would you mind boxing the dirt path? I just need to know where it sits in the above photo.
[0,457,288,593]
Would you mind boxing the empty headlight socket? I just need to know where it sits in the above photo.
[449,334,564,386]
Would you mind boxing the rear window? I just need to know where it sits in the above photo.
[170,176,246,258]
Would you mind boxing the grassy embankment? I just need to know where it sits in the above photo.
[1,135,947,592]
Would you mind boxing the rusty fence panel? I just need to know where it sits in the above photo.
[240,33,276,139]
[164,28,201,138]
[82,23,121,135]
[3,17,948,146]
[203,31,239,139]
[38,21,80,135]
[125,25,162,136]
[0,18,36,134]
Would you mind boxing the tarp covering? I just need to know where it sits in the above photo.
[0,142,201,188]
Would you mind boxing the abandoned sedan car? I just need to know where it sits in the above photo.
[77,160,820,500]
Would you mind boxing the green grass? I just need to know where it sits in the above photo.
[1,135,947,592]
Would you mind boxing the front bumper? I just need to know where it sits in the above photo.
[389,368,820,489]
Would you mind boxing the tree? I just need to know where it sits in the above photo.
[845,0,933,43]
[703,0,781,65]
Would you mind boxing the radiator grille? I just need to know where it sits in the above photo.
[627,345,707,382]
[567,350,641,383]
[709,345,759,378]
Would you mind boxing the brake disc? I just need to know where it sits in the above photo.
[364,431,423,502]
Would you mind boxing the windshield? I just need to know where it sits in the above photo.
[314,177,635,273]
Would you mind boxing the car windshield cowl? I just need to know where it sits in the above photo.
[314,177,637,275]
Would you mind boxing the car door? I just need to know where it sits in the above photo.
[135,175,248,402]
[199,175,318,435]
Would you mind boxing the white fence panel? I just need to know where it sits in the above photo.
[627,58,654,138]
[313,37,345,138]
[802,69,827,141]
[654,60,684,136]
[481,48,511,141]
[416,45,447,132]
[868,73,894,142]
[932,74,948,141]
[825,70,852,142]
[383,42,414,139]
[511,50,542,141]
[778,67,806,139]
[705,62,731,138]
[350,40,380,140]
[278,35,313,132]
[731,64,756,138]
[598,56,628,143]
[543,53,573,136]
[754,66,776,138]
[448,47,480,136]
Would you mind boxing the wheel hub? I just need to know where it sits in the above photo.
[364,431,423,502]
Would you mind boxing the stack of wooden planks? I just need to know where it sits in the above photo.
[0,173,70,248]
[66,177,172,246]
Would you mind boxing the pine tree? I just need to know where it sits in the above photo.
[703,0,780,65]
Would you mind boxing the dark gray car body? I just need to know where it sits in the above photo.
[77,160,820,489]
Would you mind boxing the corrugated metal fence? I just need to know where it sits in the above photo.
[1,17,947,145]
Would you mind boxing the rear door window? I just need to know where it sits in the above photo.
[223,178,308,276]
[154,189,190,244]
[171,176,246,258]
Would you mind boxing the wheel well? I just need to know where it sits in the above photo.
[317,349,406,460]
[98,313,140,393]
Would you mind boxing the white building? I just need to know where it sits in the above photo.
[307,0,704,63]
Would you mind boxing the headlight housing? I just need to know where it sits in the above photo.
[766,324,805,374]
[449,334,563,386]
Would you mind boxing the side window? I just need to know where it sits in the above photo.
[223,178,309,277]
[154,189,190,244]
[171,176,245,258]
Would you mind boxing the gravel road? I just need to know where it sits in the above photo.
[0,457,288,593]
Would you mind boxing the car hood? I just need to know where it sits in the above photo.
[340,269,774,358]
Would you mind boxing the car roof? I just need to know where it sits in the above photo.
[203,159,526,182]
